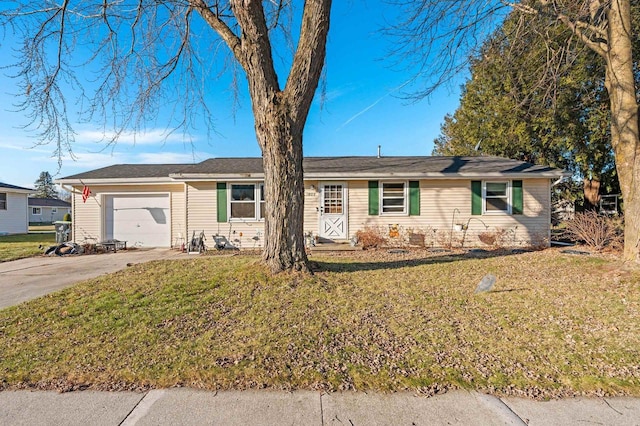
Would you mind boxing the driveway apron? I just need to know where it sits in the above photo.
[0,249,183,310]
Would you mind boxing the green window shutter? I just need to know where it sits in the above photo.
[368,181,379,215]
[409,181,420,216]
[217,182,227,222]
[471,180,482,216]
[512,180,523,215]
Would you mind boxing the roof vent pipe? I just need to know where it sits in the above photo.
[377,145,381,158]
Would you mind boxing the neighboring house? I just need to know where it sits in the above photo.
[56,156,569,248]
[28,198,72,223]
[0,182,34,234]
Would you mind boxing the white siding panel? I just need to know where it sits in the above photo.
[29,206,71,223]
[0,193,29,234]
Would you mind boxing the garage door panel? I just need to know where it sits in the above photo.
[105,195,170,247]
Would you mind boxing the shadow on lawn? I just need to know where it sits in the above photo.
[313,248,536,273]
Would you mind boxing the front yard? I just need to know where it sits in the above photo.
[0,233,55,262]
[0,249,638,398]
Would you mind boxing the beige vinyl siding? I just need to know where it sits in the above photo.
[186,181,216,241]
[187,180,321,249]
[453,178,550,247]
[71,188,101,243]
[303,181,320,237]
[349,179,551,248]
[186,182,267,250]
[171,185,186,246]
[0,193,29,234]
[71,184,184,244]
[348,180,431,240]
[69,177,551,250]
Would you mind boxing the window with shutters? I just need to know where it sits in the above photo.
[380,182,407,215]
[483,181,510,214]
[0,193,6,210]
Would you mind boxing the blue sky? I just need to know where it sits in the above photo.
[0,2,464,189]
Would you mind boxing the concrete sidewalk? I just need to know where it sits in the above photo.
[1,389,639,426]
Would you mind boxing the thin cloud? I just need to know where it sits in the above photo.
[336,78,414,131]
[0,141,51,153]
[75,128,192,146]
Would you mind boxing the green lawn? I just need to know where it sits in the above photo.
[0,233,56,262]
[0,249,638,398]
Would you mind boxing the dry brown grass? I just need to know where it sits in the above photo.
[0,248,638,398]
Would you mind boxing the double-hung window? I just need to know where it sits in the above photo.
[229,183,265,221]
[483,181,510,214]
[0,193,6,210]
[381,182,407,215]
[32,207,42,215]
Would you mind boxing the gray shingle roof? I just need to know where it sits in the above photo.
[60,164,193,180]
[28,198,71,207]
[59,156,566,181]
[0,182,34,192]
[173,156,563,176]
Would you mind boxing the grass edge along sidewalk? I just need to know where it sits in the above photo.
[0,249,638,398]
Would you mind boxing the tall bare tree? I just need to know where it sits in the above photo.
[2,1,331,273]
[393,0,639,261]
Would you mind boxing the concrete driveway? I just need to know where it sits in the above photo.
[0,249,185,310]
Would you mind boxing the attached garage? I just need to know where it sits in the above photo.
[104,194,170,247]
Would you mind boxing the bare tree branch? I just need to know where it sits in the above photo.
[285,0,331,124]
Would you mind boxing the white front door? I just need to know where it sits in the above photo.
[319,183,347,240]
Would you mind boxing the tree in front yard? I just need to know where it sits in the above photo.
[2,1,331,273]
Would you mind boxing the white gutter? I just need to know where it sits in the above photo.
[55,177,176,185]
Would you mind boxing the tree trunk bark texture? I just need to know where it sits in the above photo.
[255,102,309,273]
[220,0,331,273]
[583,179,601,210]
[604,0,640,261]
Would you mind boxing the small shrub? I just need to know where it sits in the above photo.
[477,231,497,246]
[63,213,72,222]
[562,211,623,251]
[408,232,426,247]
[435,229,463,249]
[354,227,387,249]
[477,228,510,248]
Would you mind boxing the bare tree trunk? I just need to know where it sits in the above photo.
[604,0,640,261]
[255,103,309,273]
[207,0,331,273]
[583,179,601,210]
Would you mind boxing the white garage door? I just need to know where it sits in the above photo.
[104,194,170,247]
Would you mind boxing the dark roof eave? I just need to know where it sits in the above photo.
[171,171,569,180]
[55,156,570,181]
